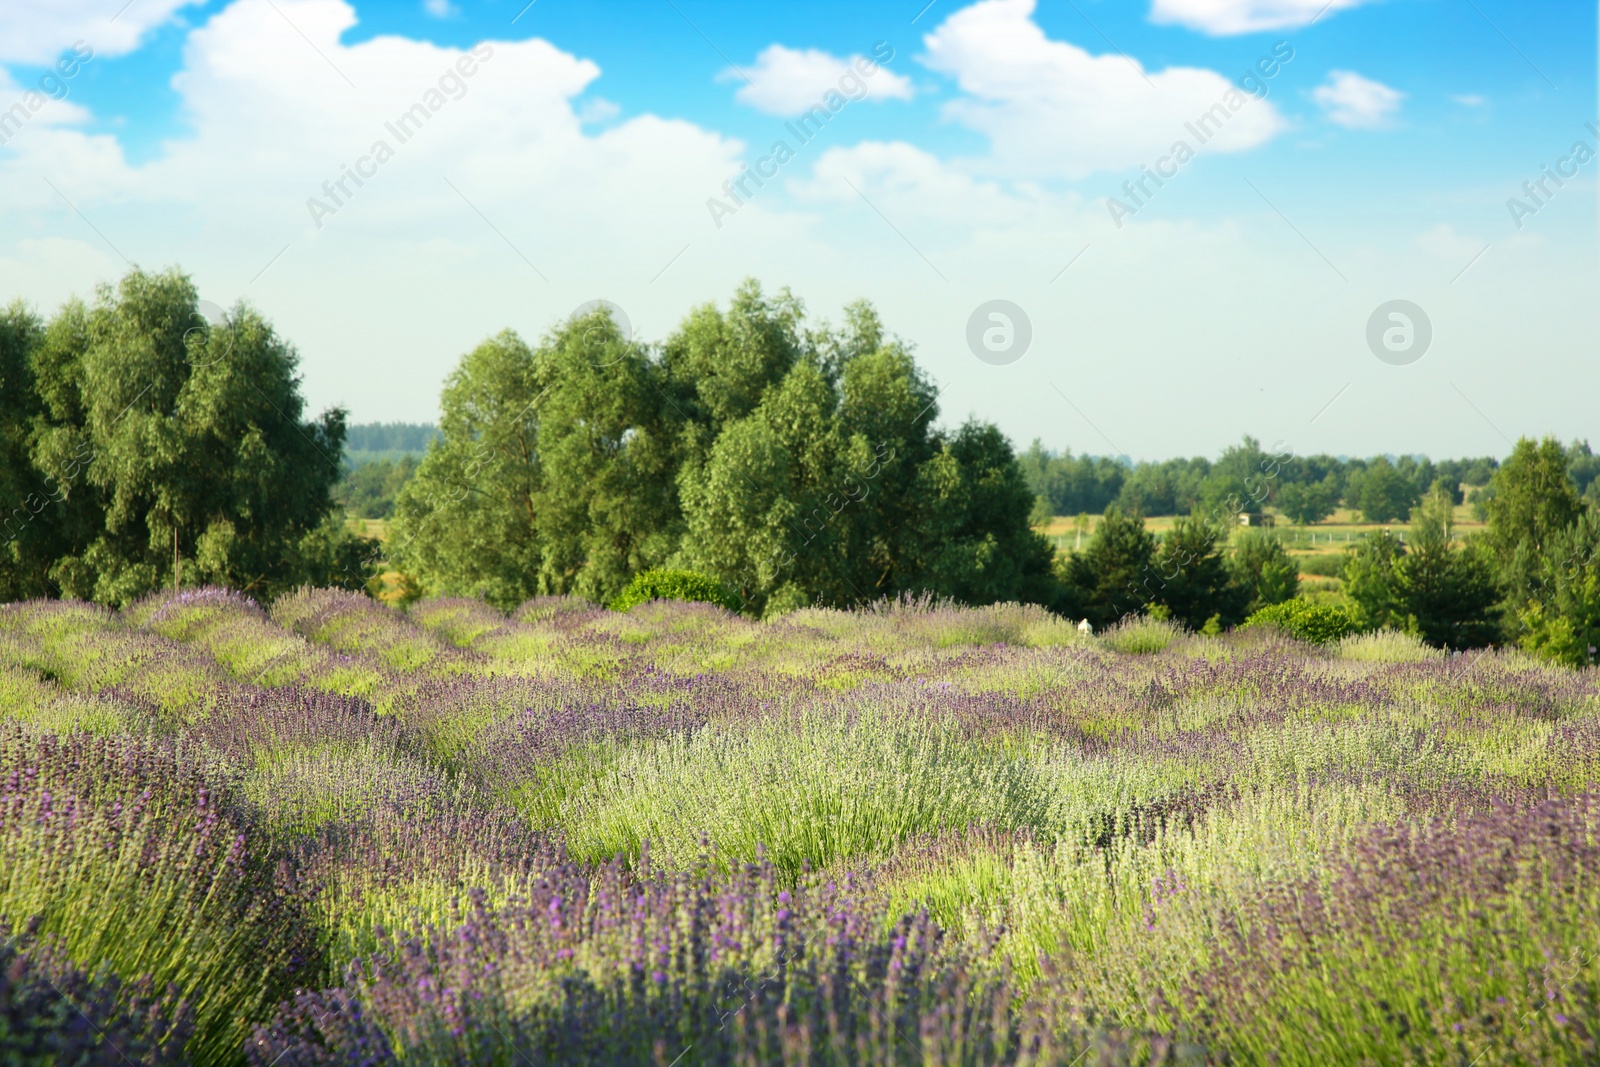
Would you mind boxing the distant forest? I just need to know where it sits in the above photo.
[338,427,1600,526]
[344,422,439,460]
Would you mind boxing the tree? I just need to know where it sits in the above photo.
[336,456,419,519]
[909,420,1059,608]
[1349,457,1418,524]
[1342,521,1500,650]
[1395,524,1501,650]
[389,331,546,609]
[676,359,843,616]
[1060,506,1155,628]
[528,306,680,602]
[0,304,49,601]
[1344,529,1405,630]
[1029,495,1053,527]
[1278,480,1337,526]
[1228,529,1300,617]
[1484,436,1585,603]
[12,268,351,606]
[391,282,1056,618]
[1146,516,1243,630]
[1517,509,1600,667]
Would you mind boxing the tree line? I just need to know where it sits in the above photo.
[1061,438,1600,664]
[1021,436,1600,525]
[2,268,1596,666]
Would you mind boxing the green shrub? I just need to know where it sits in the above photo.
[1240,599,1357,644]
[608,569,739,613]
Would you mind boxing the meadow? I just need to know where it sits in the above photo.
[3,587,1599,1065]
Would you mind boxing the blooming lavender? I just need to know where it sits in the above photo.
[0,920,192,1066]
[0,587,1596,1063]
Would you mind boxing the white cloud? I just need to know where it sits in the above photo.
[1149,0,1375,35]
[1313,70,1403,128]
[724,45,913,116]
[0,0,1590,459]
[793,141,1052,228]
[1452,94,1486,107]
[0,0,203,64]
[921,0,1287,179]
[422,0,459,17]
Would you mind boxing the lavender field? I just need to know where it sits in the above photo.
[3,587,1599,1065]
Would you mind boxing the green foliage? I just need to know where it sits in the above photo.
[908,421,1060,609]
[608,568,737,613]
[1146,516,1241,630]
[1343,523,1501,650]
[1485,436,1587,614]
[1228,529,1300,616]
[1018,440,1129,515]
[3,269,350,606]
[1058,506,1155,629]
[0,304,48,602]
[393,283,1053,618]
[389,330,545,610]
[1396,526,1502,650]
[1486,437,1587,561]
[1347,456,1418,523]
[1241,598,1358,644]
[335,455,418,519]
[1517,508,1600,667]
[1343,528,1406,630]
[1296,553,1345,578]
[1278,479,1338,525]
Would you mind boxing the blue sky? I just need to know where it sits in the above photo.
[0,0,1594,459]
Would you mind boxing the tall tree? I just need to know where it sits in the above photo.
[1343,522,1500,649]
[676,359,843,616]
[0,304,49,600]
[389,331,545,609]
[1484,436,1585,610]
[15,268,350,605]
[1517,509,1600,667]
[1344,528,1406,630]
[1278,480,1337,526]
[1061,505,1155,628]
[908,421,1059,609]
[1148,516,1242,629]
[529,307,680,602]
[1228,529,1299,618]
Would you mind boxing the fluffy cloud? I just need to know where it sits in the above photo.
[1314,70,1403,128]
[921,0,1288,178]
[0,0,746,416]
[725,44,913,116]
[1148,0,1374,35]
[0,0,202,64]
[0,0,1587,458]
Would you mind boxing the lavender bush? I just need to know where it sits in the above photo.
[0,586,1596,1064]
